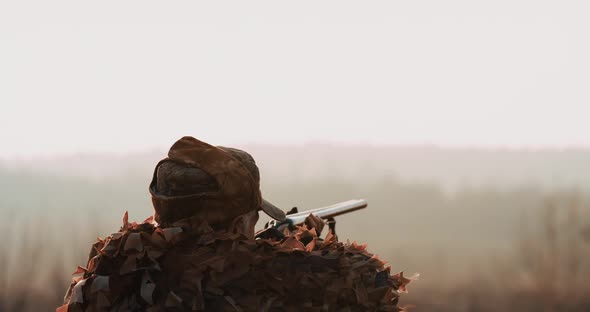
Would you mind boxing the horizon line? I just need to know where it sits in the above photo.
[2,142,590,161]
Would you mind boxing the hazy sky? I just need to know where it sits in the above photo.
[1,1,589,157]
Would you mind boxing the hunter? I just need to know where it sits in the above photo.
[59,136,411,311]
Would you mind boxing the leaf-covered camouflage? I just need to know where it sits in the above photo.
[58,213,411,311]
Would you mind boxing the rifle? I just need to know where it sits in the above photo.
[255,199,368,239]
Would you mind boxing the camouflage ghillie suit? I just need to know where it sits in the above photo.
[58,137,413,311]
[59,214,411,311]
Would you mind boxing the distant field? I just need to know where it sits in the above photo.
[4,145,590,191]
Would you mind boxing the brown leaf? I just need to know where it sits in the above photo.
[323,230,337,246]
[87,256,98,272]
[146,246,164,260]
[141,272,156,305]
[206,256,226,273]
[96,291,110,309]
[281,237,305,250]
[55,304,68,312]
[303,213,324,236]
[143,215,155,224]
[224,296,243,312]
[120,256,137,274]
[193,220,214,234]
[350,241,368,252]
[91,275,109,293]
[149,229,167,248]
[162,227,183,242]
[392,272,419,293]
[70,278,88,304]
[354,280,369,304]
[122,211,129,230]
[124,233,144,252]
[305,237,317,252]
[165,291,183,307]
[72,266,86,275]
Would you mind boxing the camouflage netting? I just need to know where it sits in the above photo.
[58,213,413,311]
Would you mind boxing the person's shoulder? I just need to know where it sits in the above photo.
[214,226,413,311]
[59,213,186,311]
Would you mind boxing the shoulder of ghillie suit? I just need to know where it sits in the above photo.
[59,212,415,312]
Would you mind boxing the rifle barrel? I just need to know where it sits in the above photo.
[286,199,368,225]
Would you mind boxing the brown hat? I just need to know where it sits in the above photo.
[149,136,286,225]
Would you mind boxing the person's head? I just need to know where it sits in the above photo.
[149,136,285,238]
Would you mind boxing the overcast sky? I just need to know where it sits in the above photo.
[1,1,589,157]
